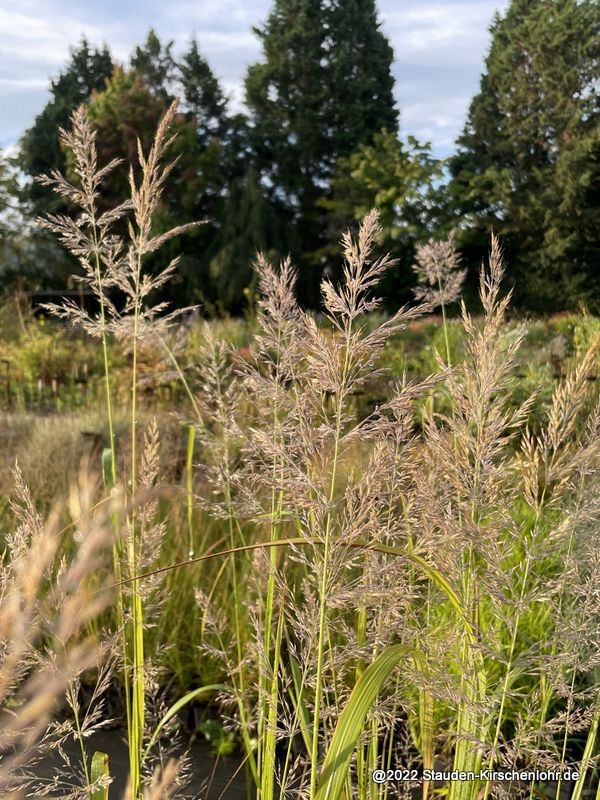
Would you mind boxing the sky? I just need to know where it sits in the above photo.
[0,0,510,157]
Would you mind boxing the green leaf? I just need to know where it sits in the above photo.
[90,751,110,800]
[315,643,410,800]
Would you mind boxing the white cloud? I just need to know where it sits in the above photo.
[0,0,510,156]
[0,6,105,67]
[0,77,49,90]
[382,1,504,63]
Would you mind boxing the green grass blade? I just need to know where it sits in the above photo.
[260,611,284,800]
[101,447,114,491]
[572,693,600,800]
[287,651,313,754]
[315,643,410,800]
[90,751,110,800]
[143,683,225,763]
[412,652,434,800]
[186,424,195,556]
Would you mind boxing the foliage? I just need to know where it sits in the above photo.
[7,0,600,314]
[14,40,114,289]
[0,151,69,287]
[245,0,399,304]
[130,28,176,99]
[84,58,251,311]
[451,0,600,311]
[178,39,228,141]
[4,24,600,798]
[19,39,113,216]
[324,129,446,303]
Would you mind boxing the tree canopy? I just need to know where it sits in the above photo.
[245,0,400,303]
[451,0,600,311]
[19,40,114,215]
[11,0,600,314]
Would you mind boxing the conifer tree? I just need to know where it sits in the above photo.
[179,39,228,141]
[245,0,328,206]
[208,166,291,313]
[245,0,398,303]
[130,29,176,99]
[326,0,398,158]
[19,40,113,213]
[451,0,600,310]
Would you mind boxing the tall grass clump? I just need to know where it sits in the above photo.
[412,231,465,365]
[24,102,600,800]
[191,230,600,800]
[37,101,199,799]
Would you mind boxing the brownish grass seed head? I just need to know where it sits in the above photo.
[412,229,466,308]
[0,469,113,797]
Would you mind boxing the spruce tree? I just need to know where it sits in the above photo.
[451,0,600,311]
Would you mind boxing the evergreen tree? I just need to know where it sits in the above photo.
[208,166,292,313]
[19,39,113,214]
[326,0,398,158]
[451,0,600,311]
[179,39,228,141]
[245,0,398,304]
[245,0,329,206]
[130,29,176,99]
[324,129,446,304]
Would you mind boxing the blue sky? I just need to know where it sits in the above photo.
[0,0,509,157]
